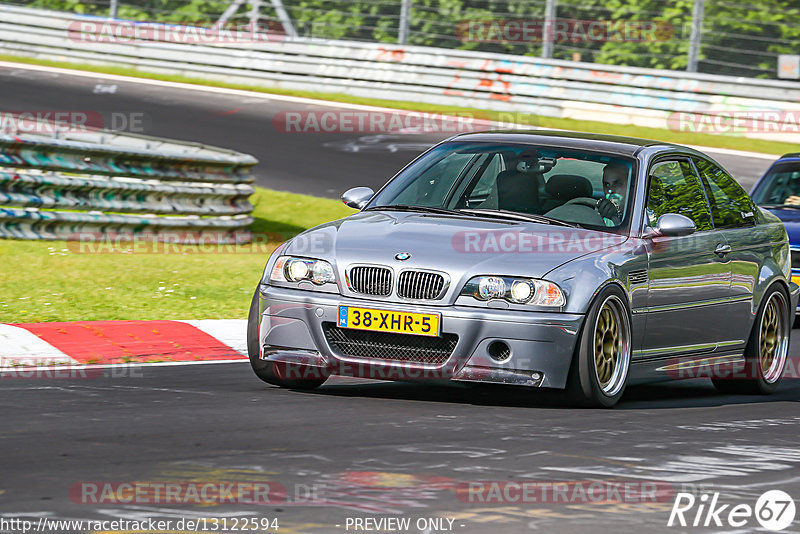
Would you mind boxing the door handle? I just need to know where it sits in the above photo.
[715,243,732,255]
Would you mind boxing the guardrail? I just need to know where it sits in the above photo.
[1,5,800,143]
[0,115,257,242]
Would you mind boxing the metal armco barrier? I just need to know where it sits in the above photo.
[0,118,257,243]
[2,5,800,143]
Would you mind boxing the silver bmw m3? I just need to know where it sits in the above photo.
[248,131,798,407]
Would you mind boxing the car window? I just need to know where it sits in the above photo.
[369,141,638,234]
[543,159,605,191]
[453,153,506,209]
[471,153,504,196]
[750,160,800,206]
[646,160,713,232]
[390,151,474,206]
[693,158,756,228]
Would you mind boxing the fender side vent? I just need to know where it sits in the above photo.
[791,249,800,269]
[629,269,648,285]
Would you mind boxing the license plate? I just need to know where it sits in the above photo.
[337,306,440,337]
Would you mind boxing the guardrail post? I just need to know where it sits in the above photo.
[542,0,556,59]
[687,0,705,72]
[398,0,411,45]
[270,0,297,39]
[248,0,260,30]
[217,0,246,27]
[109,0,118,19]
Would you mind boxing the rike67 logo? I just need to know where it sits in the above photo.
[668,490,796,531]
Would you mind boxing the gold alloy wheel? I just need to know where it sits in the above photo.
[759,291,788,384]
[595,307,618,388]
[592,295,631,396]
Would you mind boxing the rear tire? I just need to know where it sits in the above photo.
[712,284,790,395]
[565,285,632,408]
[247,287,327,390]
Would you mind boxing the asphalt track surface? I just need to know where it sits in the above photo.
[0,63,776,197]
[2,63,800,533]
[2,365,800,533]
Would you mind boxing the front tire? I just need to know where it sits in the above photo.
[566,285,632,408]
[712,284,790,395]
[247,287,328,390]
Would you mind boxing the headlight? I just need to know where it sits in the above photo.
[478,276,506,299]
[461,276,565,306]
[269,256,337,286]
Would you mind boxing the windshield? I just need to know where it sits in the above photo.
[368,141,637,234]
[751,161,800,207]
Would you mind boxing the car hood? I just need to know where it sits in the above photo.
[284,211,628,300]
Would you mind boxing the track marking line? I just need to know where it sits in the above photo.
[62,384,217,394]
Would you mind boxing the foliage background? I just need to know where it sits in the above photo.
[8,0,800,78]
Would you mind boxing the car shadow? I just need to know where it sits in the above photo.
[618,380,800,409]
[290,376,800,410]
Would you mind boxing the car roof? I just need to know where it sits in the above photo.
[778,152,800,160]
[449,130,686,157]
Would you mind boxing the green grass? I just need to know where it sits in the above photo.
[1,53,798,156]
[0,187,355,322]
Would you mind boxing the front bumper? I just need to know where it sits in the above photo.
[256,284,584,389]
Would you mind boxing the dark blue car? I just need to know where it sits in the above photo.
[751,152,800,316]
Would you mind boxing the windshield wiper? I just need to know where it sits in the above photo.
[759,203,800,210]
[364,204,467,216]
[457,208,583,229]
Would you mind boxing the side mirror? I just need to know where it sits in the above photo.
[341,187,374,209]
[646,213,696,237]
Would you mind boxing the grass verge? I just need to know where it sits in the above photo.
[1,53,797,156]
[0,187,355,322]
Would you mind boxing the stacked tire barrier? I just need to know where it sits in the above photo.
[0,118,257,243]
[1,5,800,143]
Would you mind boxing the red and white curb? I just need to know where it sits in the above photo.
[0,320,248,369]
